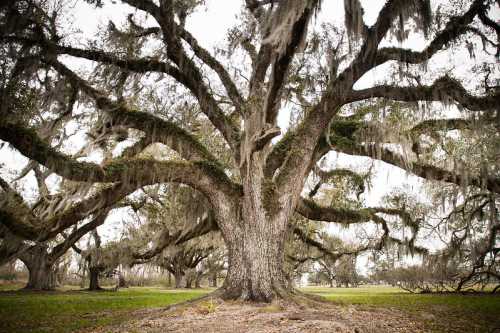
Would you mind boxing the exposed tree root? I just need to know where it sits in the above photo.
[83,290,436,333]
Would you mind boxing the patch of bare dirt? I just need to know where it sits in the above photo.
[85,299,428,333]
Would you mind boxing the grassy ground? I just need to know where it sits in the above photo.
[0,283,498,332]
[304,285,500,332]
[0,284,211,333]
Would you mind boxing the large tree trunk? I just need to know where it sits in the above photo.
[174,271,184,288]
[88,267,102,291]
[195,272,202,288]
[216,141,295,302]
[209,271,217,288]
[23,250,57,291]
[220,215,290,302]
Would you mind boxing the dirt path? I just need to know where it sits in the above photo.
[86,299,428,333]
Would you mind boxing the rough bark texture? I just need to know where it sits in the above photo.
[222,235,289,302]
[23,250,57,291]
[219,198,291,301]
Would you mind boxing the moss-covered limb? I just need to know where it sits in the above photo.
[263,2,316,124]
[409,118,473,137]
[134,2,241,154]
[266,108,331,197]
[338,142,500,195]
[264,129,297,178]
[330,0,486,112]
[292,223,409,261]
[109,105,221,163]
[0,176,40,239]
[331,0,415,96]
[49,210,110,260]
[132,213,219,262]
[43,184,134,241]
[376,0,487,66]
[119,137,152,159]
[478,8,500,57]
[295,199,427,256]
[24,31,238,160]
[347,76,500,111]
[2,35,184,79]
[292,226,349,260]
[310,167,366,198]
[296,198,373,225]
[0,122,240,197]
[46,58,221,165]
[0,122,106,182]
[296,197,417,227]
[46,50,240,155]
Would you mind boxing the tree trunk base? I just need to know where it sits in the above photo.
[24,266,57,291]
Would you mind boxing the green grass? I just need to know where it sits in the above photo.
[0,284,498,333]
[303,285,500,332]
[0,286,211,333]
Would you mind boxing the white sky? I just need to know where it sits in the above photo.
[1,0,499,273]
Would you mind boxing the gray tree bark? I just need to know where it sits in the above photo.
[22,248,57,291]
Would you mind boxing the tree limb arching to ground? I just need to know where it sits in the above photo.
[1,0,499,301]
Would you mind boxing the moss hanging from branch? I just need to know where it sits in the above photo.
[344,0,365,40]
[262,0,322,56]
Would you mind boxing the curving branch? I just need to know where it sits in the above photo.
[263,2,317,124]
[0,121,240,197]
[0,176,39,239]
[347,76,500,111]
[132,213,218,262]
[375,0,489,66]
[296,197,413,227]
[177,25,245,113]
[309,167,366,198]
[49,210,110,260]
[43,59,222,164]
[333,0,415,93]
[409,118,473,137]
[341,142,500,194]
[149,0,241,152]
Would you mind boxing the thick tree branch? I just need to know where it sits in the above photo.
[340,143,500,194]
[177,26,245,113]
[43,58,221,163]
[0,122,240,198]
[49,210,109,259]
[309,167,366,198]
[132,213,218,262]
[296,198,413,227]
[348,76,500,111]
[0,176,39,239]
[375,0,488,66]
[263,4,314,124]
